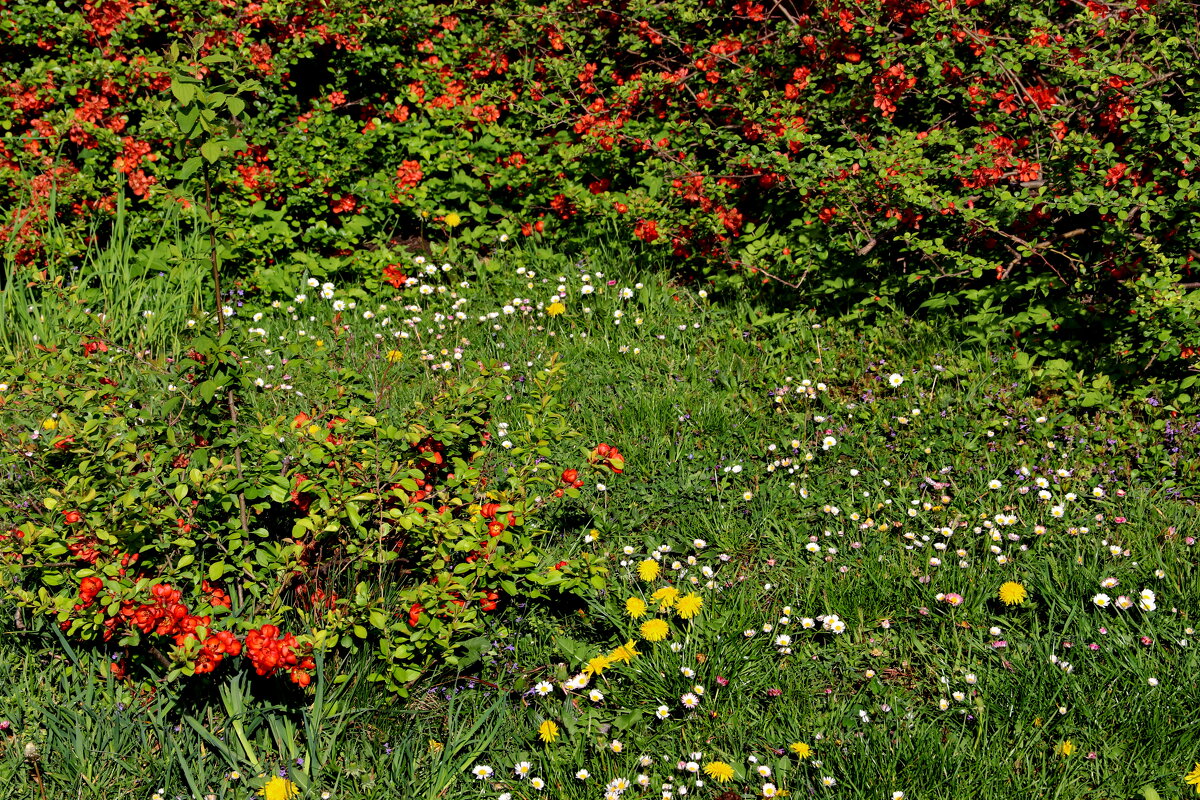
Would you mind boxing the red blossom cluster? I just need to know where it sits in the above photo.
[112,136,153,174]
[191,629,243,674]
[588,442,625,473]
[119,582,195,636]
[244,624,315,686]
[633,219,659,243]
[76,578,283,677]
[872,63,917,118]
[383,264,408,288]
[235,144,275,202]
[202,579,232,608]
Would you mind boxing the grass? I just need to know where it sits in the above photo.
[1,235,1198,800]
[1,191,211,355]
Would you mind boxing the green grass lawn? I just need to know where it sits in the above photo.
[2,239,1198,800]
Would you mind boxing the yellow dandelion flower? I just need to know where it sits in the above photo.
[608,640,640,664]
[1185,762,1200,788]
[640,618,670,642]
[625,597,648,618]
[703,761,735,783]
[638,559,660,581]
[651,585,679,610]
[547,302,566,316]
[998,581,1028,606]
[428,739,443,753]
[1056,740,1074,757]
[538,720,559,743]
[386,349,403,362]
[584,654,611,675]
[675,592,703,619]
[444,212,461,228]
[789,742,812,759]
[259,777,299,800]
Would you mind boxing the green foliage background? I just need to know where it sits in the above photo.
[3,0,1200,394]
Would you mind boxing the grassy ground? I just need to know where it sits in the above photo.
[2,238,1198,800]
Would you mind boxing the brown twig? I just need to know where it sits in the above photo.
[998,228,1088,280]
[745,263,803,289]
[147,645,173,670]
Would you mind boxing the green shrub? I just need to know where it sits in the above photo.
[3,0,1198,385]
[0,322,605,693]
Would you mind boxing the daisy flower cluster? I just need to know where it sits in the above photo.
[474,745,825,799]
[194,254,722,408]
[1092,583,1158,612]
[620,540,724,590]
[746,605,847,656]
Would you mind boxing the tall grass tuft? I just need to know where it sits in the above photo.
[1,190,210,356]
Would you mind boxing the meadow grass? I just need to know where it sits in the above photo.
[1,238,1198,800]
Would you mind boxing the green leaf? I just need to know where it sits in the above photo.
[171,80,197,105]
[199,379,220,403]
[177,156,203,180]
[200,140,225,163]
[176,107,201,136]
[614,709,644,731]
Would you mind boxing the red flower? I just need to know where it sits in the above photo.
[1025,84,1060,110]
[63,510,82,524]
[871,63,916,118]
[83,337,109,356]
[127,169,156,198]
[244,624,307,679]
[383,265,407,288]
[480,591,499,612]
[633,219,659,242]
[395,160,423,189]
[1016,160,1041,182]
[1105,163,1127,187]
[78,576,104,605]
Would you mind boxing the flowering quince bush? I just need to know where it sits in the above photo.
[0,316,612,694]
[3,0,1200,390]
